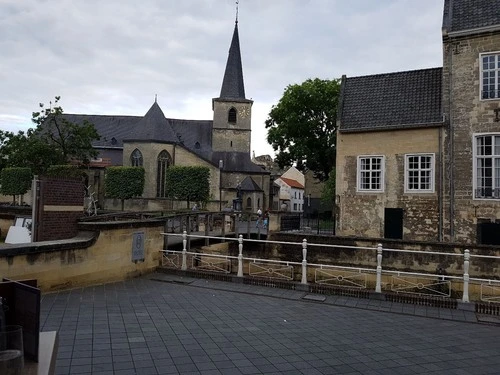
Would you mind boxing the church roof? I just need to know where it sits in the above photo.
[218,22,246,100]
[443,0,500,35]
[125,101,178,143]
[212,151,267,173]
[338,68,444,133]
[239,176,263,192]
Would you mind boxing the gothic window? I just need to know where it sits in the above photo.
[131,149,143,167]
[157,150,172,198]
[228,107,237,123]
[246,197,252,209]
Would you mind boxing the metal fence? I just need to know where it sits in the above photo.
[160,232,500,304]
[280,213,335,235]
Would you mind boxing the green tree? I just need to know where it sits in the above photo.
[0,96,100,175]
[265,78,341,182]
[321,167,336,207]
[0,167,33,204]
[165,166,210,208]
[105,167,145,210]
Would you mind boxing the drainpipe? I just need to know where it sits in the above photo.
[448,43,455,240]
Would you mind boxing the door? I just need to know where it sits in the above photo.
[384,208,403,239]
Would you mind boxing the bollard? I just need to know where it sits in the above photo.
[301,239,308,284]
[375,243,383,293]
[462,249,470,303]
[181,231,187,271]
[237,235,243,277]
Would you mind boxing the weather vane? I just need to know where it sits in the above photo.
[236,0,239,23]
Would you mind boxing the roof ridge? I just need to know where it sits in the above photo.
[345,67,442,81]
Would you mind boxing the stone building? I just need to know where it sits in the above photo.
[336,0,500,245]
[63,19,269,212]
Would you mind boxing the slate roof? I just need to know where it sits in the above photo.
[219,22,246,100]
[212,151,267,173]
[443,0,500,34]
[239,176,263,192]
[279,177,304,189]
[125,102,178,143]
[338,68,444,133]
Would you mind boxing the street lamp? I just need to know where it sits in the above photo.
[219,160,223,211]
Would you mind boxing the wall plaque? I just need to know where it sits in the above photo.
[132,232,145,262]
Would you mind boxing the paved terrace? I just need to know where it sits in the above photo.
[41,273,500,375]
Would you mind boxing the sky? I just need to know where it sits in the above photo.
[0,0,445,157]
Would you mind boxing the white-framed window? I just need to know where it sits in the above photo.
[404,154,435,193]
[473,133,500,199]
[480,52,500,100]
[357,156,385,192]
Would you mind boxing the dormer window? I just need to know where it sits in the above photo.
[228,107,237,123]
[481,53,500,100]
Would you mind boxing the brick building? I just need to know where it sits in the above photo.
[336,0,500,245]
[62,19,269,212]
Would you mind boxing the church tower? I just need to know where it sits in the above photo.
[212,19,253,154]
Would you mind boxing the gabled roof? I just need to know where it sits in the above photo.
[443,0,500,35]
[218,22,246,100]
[338,68,443,133]
[278,177,304,189]
[125,101,178,143]
[239,176,263,192]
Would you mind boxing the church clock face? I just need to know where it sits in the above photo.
[238,107,250,118]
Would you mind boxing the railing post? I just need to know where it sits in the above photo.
[181,231,187,271]
[301,239,308,284]
[462,249,470,303]
[375,243,383,293]
[237,235,244,277]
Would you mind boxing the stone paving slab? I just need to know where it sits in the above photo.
[40,275,500,375]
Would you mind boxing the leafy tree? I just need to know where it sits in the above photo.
[265,78,341,182]
[46,165,86,179]
[0,167,33,204]
[321,167,336,207]
[165,166,210,208]
[105,167,145,210]
[0,96,100,175]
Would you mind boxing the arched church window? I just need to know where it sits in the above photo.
[228,107,237,124]
[131,149,143,167]
[246,197,252,209]
[157,150,172,198]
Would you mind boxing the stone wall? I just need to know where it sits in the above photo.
[0,221,163,292]
[212,100,252,154]
[336,127,441,241]
[442,31,500,243]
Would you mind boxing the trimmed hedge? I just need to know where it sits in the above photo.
[105,167,145,208]
[165,166,210,205]
[0,167,33,196]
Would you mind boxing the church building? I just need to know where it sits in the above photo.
[65,19,270,212]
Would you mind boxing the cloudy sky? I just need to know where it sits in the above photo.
[1,0,445,157]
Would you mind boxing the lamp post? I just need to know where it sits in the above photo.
[219,160,223,211]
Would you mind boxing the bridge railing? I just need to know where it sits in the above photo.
[159,232,500,303]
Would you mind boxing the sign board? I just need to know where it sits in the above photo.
[132,232,145,262]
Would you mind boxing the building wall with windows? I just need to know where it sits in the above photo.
[336,128,441,240]
[442,30,500,243]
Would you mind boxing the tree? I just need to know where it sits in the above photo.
[0,167,33,204]
[105,167,145,211]
[164,166,210,208]
[0,96,100,175]
[265,78,341,182]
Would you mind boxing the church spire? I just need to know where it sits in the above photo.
[219,19,246,100]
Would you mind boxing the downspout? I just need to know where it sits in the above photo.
[448,43,455,240]
[438,124,443,241]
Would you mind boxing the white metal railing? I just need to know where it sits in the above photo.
[160,231,500,303]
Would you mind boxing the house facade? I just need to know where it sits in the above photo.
[63,20,269,212]
[336,0,500,245]
[275,177,305,213]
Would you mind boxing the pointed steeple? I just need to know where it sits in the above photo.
[219,21,246,100]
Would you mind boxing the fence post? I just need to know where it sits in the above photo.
[375,243,383,293]
[301,239,308,284]
[181,231,187,271]
[462,249,470,303]
[237,235,244,277]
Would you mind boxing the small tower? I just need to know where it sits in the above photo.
[212,18,253,154]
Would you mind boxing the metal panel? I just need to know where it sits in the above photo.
[132,232,145,262]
